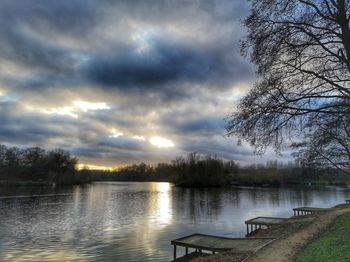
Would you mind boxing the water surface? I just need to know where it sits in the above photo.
[0,182,349,261]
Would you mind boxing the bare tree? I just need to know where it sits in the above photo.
[293,113,350,172]
[226,0,350,172]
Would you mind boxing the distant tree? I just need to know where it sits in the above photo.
[172,153,231,187]
[23,147,47,180]
[227,0,350,173]
[4,147,21,176]
[47,149,77,173]
[0,145,6,173]
[0,145,83,185]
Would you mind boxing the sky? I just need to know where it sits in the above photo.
[0,0,289,169]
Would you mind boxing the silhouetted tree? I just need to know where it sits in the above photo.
[227,0,350,172]
[172,153,232,187]
[22,147,47,180]
[293,113,350,171]
[0,145,79,185]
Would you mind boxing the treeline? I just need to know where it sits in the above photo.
[91,153,237,187]
[232,161,350,186]
[92,153,350,187]
[0,145,88,186]
[171,153,237,187]
[2,143,347,188]
[90,162,174,182]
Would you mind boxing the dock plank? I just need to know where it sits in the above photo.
[293,207,326,211]
[293,206,328,217]
[171,233,275,253]
[245,217,288,225]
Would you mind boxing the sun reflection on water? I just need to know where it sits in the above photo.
[154,182,172,226]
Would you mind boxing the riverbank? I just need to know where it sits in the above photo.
[0,178,91,187]
[190,204,350,262]
[0,180,53,187]
[297,210,350,261]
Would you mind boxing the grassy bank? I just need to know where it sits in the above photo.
[297,211,350,262]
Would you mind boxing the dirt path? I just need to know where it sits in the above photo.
[246,207,350,262]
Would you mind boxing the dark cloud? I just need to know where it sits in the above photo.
[0,101,64,145]
[85,38,212,88]
[0,0,290,166]
[173,117,225,136]
[84,37,252,100]
[179,137,252,161]
[0,0,252,96]
[98,136,148,152]
[0,1,98,73]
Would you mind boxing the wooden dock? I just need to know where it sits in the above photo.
[244,217,288,235]
[170,234,275,261]
[293,207,326,216]
[170,204,340,260]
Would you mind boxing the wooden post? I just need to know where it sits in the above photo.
[174,245,176,260]
[247,224,249,235]
[186,247,188,255]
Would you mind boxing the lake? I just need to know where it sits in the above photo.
[0,182,350,261]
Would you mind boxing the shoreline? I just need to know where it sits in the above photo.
[190,205,350,262]
[247,206,350,262]
[1,179,350,189]
[0,180,90,187]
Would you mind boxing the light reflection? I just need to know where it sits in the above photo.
[130,182,173,257]
[154,183,172,226]
[2,249,88,261]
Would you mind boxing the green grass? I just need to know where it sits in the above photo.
[297,212,350,262]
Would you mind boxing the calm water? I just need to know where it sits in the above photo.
[0,182,350,261]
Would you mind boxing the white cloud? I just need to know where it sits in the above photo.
[35,100,111,118]
[150,136,175,148]
[73,100,110,111]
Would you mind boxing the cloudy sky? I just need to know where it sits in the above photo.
[0,0,288,168]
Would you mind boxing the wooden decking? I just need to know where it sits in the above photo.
[171,204,337,261]
[171,234,275,261]
[293,207,326,216]
[244,216,288,235]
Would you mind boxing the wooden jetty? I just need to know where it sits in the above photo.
[244,217,288,235]
[346,200,350,204]
[293,207,326,216]
[170,234,275,261]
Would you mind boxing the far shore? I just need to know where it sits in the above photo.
[0,179,88,187]
[2,178,350,188]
